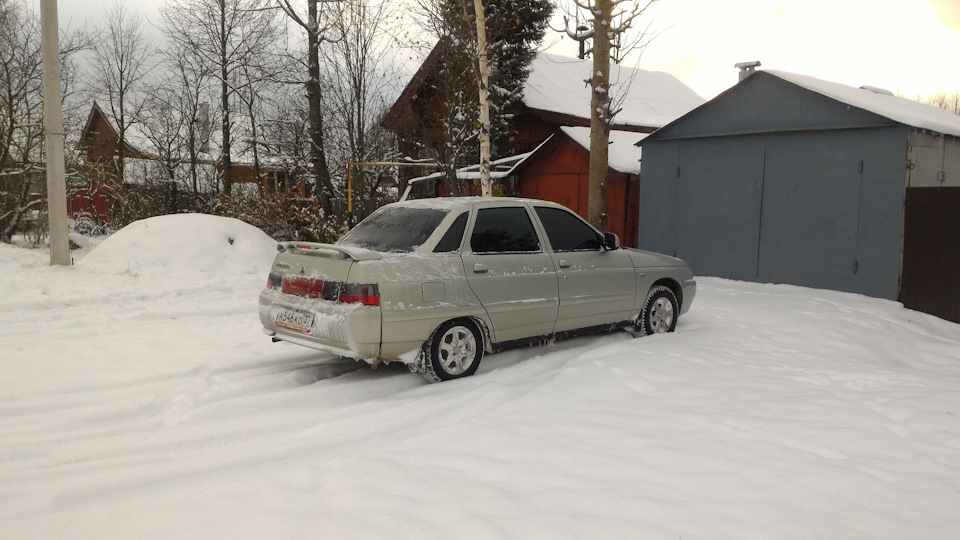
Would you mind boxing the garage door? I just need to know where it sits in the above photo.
[674,136,765,282]
[758,132,861,291]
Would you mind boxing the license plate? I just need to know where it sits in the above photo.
[274,308,314,333]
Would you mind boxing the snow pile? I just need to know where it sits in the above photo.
[2,224,959,538]
[77,213,278,279]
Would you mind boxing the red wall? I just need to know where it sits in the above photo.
[519,134,639,248]
[67,185,111,224]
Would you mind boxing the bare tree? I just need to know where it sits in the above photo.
[277,0,337,213]
[0,0,43,242]
[562,0,656,231]
[260,83,311,188]
[0,0,86,243]
[915,91,960,115]
[148,40,218,198]
[137,86,190,182]
[235,45,288,191]
[89,2,153,185]
[161,0,280,196]
[322,0,402,217]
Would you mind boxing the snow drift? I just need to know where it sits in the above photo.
[77,213,277,279]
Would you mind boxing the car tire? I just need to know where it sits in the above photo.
[639,285,678,335]
[422,319,483,383]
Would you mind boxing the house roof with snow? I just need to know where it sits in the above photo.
[558,127,646,174]
[79,102,157,161]
[383,39,705,132]
[524,54,704,131]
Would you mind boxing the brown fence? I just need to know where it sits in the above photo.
[901,187,960,323]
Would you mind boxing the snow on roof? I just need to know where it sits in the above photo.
[524,53,706,129]
[407,151,536,184]
[560,127,646,174]
[765,70,960,138]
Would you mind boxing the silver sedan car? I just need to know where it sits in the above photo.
[259,197,696,382]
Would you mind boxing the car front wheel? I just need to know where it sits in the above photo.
[639,285,678,335]
[422,319,483,383]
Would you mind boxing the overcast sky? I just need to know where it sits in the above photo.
[40,0,960,100]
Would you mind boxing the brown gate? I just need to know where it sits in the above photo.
[901,187,960,323]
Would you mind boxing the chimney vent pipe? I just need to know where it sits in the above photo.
[735,61,761,82]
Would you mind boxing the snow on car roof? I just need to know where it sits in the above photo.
[392,196,561,211]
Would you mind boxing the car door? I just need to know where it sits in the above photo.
[461,204,559,343]
[533,205,637,332]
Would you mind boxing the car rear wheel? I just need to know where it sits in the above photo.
[639,285,678,335]
[422,319,483,383]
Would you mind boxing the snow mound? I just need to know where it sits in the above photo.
[78,214,277,279]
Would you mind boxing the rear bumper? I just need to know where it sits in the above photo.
[259,290,382,360]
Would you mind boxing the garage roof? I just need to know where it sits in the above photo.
[766,70,960,138]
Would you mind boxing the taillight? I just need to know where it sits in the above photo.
[282,276,326,299]
[271,274,378,306]
[338,283,380,306]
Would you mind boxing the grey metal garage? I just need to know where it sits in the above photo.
[639,70,960,323]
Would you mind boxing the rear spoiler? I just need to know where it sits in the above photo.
[277,242,382,261]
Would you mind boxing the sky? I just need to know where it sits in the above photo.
[38,0,960,100]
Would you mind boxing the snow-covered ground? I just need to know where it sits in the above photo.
[2,214,959,539]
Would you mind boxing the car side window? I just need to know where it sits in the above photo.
[535,206,603,252]
[433,212,468,252]
[470,207,541,253]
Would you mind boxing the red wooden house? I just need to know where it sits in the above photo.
[384,41,704,246]
[406,127,645,247]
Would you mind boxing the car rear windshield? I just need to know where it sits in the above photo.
[338,206,449,253]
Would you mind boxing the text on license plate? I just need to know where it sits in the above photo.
[274,309,314,333]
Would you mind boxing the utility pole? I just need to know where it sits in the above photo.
[40,0,70,265]
[473,0,492,197]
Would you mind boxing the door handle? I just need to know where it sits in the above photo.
[473,263,488,274]
[558,259,572,269]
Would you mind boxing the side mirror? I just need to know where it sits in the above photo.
[603,232,620,250]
